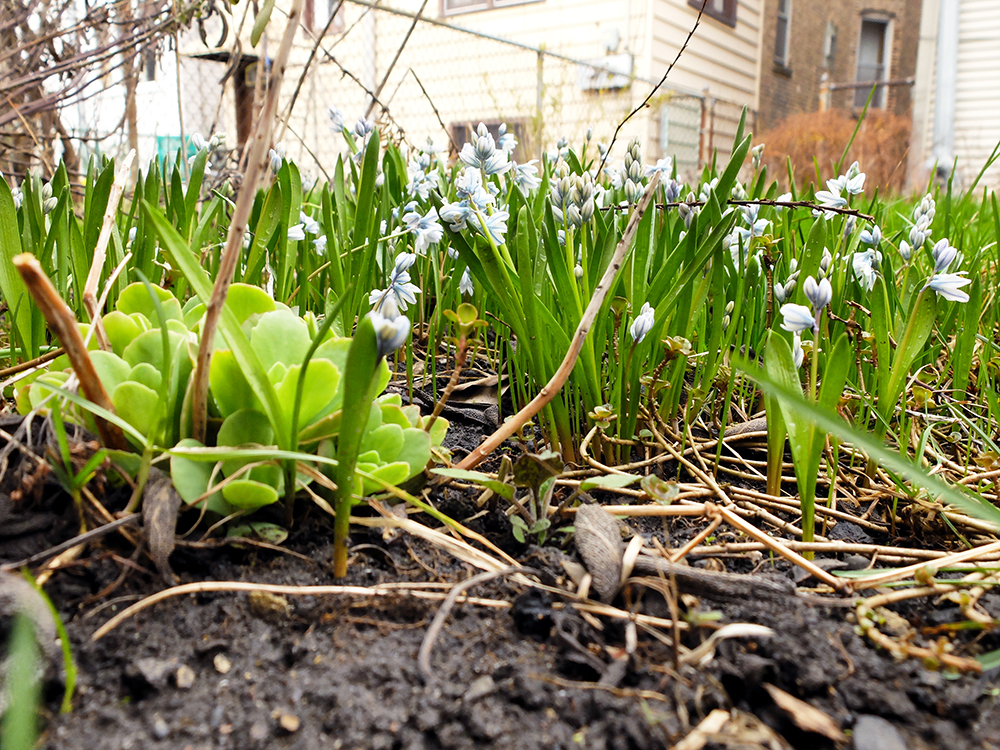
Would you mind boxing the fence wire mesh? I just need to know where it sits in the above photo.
[3,0,752,183]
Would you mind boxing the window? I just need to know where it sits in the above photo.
[688,0,736,28]
[304,0,344,35]
[773,0,790,68]
[854,18,888,108]
[442,0,539,15]
[143,46,157,82]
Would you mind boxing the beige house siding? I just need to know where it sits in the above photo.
[165,0,759,178]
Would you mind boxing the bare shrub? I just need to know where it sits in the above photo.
[759,109,911,194]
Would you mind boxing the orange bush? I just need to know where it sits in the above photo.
[758,109,911,194]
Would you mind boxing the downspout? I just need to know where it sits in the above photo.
[930,0,958,177]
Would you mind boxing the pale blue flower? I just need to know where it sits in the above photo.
[803,276,832,310]
[191,132,207,151]
[926,272,971,303]
[313,235,327,255]
[127,226,137,244]
[459,125,511,175]
[287,223,306,242]
[662,179,681,203]
[843,215,857,238]
[440,201,473,232]
[328,107,345,132]
[779,303,815,333]
[859,224,882,246]
[11,184,23,210]
[459,267,474,296]
[898,240,912,261]
[852,249,881,292]
[472,210,509,246]
[456,168,496,209]
[403,207,443,254]
[512,160,541,194]
[368,310,411,357]
[775,192,792,210]
[826,175,848,194]
[630,302,655,343]
[792,332,804,369]
[909,225,928,250]
[406,167,438,201]
[645,157,672,178]
[932,238,957,272]
[269,147,284,174]
[497,123,517,153]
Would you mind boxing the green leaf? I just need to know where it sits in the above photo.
[275,359,340,430]
[882,287,936,422]
[580,474,642,491]
[0,177,43,360]
[250,0,275,47]
[742,357,1000,531]
[432,467,515,499]
[223,479,280,509]
[116,282,183,322]
[170,437,227,512]
[112,381,161,439]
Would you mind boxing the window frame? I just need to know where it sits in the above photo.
[688,0,737,29]
[303,0,345,36]
[441,0,542,17]
[853,15,891,109]
[773,0,790,68]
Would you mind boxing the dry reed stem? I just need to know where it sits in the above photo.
[82,148,134,350]
[12,254,128,450]
[456,172,661,470]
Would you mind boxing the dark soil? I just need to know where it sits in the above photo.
[3,414,1000,750]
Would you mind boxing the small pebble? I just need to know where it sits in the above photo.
[853,715,908,750]
[214,654,232,674]
[464,675,496,703]
[151,714,170,740]
[279,713,300,733]
[175,665,195,689]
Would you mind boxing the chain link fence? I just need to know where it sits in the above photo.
[5,0,753,183]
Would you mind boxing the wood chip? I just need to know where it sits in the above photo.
[763,683,846,742]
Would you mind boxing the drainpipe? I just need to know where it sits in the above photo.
[930,0,959,177]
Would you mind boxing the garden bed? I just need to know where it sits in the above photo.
[6,414,1000,750]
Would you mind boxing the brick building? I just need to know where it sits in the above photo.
[756,0,922,132]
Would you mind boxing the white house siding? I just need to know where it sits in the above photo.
[912,0,1000,191]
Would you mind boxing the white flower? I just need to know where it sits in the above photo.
[368,310,411,357]
[472,210,509,246]
[779,303,815,333]
[852,249,881,292]
[287,223,306,242]
[775,192,792,210]
[497,123,517,153]
[926,272,971,303]
[512,160,541,194]
[630,302,656,343]
[814,190,847,214]
[313,235,328,255]
[909,226,929,250]
[299,210,320,235]
[127,226,137,244]
[459,267,474,296]
[898,240,912,261]
[403,207,444,254]
[645,157,672,178]
[845,171,866,195]
[803,276,832,310]
[792,332,804,369]
[191,132,207,151]
[440,201,473,232]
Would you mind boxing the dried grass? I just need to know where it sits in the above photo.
[759,109,911,194]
